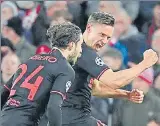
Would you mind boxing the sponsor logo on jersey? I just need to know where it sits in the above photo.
[29,55,57,63]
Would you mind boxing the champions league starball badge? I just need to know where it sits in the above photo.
[66,81,72,92]
[95,57,105,66]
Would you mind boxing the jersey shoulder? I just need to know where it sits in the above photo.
[46,51,75,76]
[76,42,109,79]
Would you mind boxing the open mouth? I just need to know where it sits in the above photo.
[95,42,105,51]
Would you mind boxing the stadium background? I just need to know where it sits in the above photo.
[1,1,160,126]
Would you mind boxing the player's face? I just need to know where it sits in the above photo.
[68,34,83,65]
[1,54,20,75]
[2,26,15,41]
[86,23,114,51]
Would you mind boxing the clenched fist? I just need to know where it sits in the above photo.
[143,49,158,68]
[128,89,144,104]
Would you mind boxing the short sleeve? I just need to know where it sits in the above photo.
[77,44,109,80]
[50,68,75,100]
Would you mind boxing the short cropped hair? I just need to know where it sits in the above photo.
[46,22,82,49]
[87,12,115,26]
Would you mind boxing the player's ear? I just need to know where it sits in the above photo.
[68,42,75,52]
[86,24,92,33]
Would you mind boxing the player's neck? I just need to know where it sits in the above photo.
[52,47,69,60]
[83,31,87,44]
[83,31,92,48]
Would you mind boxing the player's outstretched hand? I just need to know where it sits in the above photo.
[142,49,158,68]
[128,89,144,104]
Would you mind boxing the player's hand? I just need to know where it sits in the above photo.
[142,49,158,68]
[127,89,144,104]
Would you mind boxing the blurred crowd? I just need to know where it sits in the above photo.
[1,1,160,126]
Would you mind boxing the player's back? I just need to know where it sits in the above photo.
[1,49,71,126]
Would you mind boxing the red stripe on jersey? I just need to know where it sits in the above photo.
[4,85,10,91]
[97,120,105,126]
[97,68,109,80]
[50,91,66,100]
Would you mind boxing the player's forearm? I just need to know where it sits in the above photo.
[92,83,130,98]
[47,94,63,126]
[98,89,129,98]
[100,61,147,89]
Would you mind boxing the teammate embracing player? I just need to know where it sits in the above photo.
[61,12,158,126]
[1,22,83,126]
[1,12,158,126]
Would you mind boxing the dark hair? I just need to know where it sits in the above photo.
[6,16,23,36]
[1,37,16,52]
[87,12,115,26]
[46,22,82,49]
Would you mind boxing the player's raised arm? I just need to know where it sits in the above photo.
[99,49,158,89]
[91,79,144,104]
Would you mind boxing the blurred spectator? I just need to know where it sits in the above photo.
[147,114,160,126]
[152,72,160,97]
[50,10,73,25]
[98,1,122,17]
[99,47,124,71]
[112,68,160,126]
[154,72,160,90]
[109,8,148,65]
[16,1,35,10]
[2,16,36,63]
[67,1,89,32]
[142,2,160,45]
[147,121,160,126]
[86,1,99,16]
[16,1,50,46]
[120,0,139,22]
[1,37,16,59]
[135,1,159,31]
[1,1,18,29]
[98,1,139,22]
[151,29,160,76]
[36,45,51,54]
[67,1,83,31]
[15,1,38,44]
[31,2,50,46]
[1,53,20,85]
[44,1,68,18]
[152,29,160,55]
